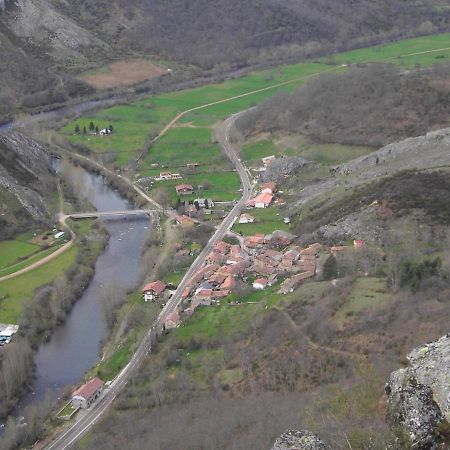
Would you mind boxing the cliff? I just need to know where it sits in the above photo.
[0,131,56,238]
[385,334,450,449]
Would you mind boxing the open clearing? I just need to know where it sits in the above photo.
[80,59,165,89]
[333,278,390,326]
[0,246,77,323]
[0,239,40,269]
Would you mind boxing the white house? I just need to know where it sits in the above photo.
[54,231,65,239]
[239,213,255,224]
[253,278,268,290]
[72,378,104,409]
[0,324,19,345]
[99,128,111,136]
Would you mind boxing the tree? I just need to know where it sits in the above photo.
[323,255,338,280]
[153,187,171,215]
[83,126,87,134]
[109,124,114,133]
[89,121,95,131]
[95,125,99,133]
[74,124,80,133]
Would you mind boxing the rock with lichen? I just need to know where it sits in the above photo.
[271,429,330,450]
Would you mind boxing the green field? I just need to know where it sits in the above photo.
[333,277,390,326]
[232,207,291,236]
[0,246,77,323]
[241,134,373,166]
[0,239,41,269]
[61,33,450,204]
[0,245,65,278]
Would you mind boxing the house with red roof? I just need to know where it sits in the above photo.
[175,184,193,195]
[253,278,268,290]
[221,276,236,290]
[164,311,181,330]
[247,192,274,209]
[72,377,104,409]
[142,280,167,302]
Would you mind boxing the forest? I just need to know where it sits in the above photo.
[236,63,450,147]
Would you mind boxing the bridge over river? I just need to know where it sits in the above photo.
[66,209,157,220]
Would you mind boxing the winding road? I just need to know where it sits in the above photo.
[44,112,251,450]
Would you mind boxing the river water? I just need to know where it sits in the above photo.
[15,162,150,411]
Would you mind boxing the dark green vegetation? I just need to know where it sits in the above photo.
[2,0,450,118]
[236,63,450,147]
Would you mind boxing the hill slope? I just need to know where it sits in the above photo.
[0,131,57,238]
[236,63,450,147]
[1,0,450,116]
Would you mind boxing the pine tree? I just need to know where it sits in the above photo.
[95,125,99,133]
[83,126,87,134]
[89,121,95,131]
[109,124,114,133]
[323,255,338,280]
[74,124,80,133]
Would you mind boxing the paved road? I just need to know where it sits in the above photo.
[43,112,251,450]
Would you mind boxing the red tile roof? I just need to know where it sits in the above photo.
[175,184,193,193]
[73,377,103,399]
[142,280,167,295]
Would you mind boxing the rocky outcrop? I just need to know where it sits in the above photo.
[262,157,308,183]
[385,334,450,449]
[271,430,330,450]
[0,131,56,238]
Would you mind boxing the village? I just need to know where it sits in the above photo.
[141,177,366,331]
[65,158,366,413]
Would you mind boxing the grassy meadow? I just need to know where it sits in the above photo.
[0,246,77,323]
[60,33,450,206]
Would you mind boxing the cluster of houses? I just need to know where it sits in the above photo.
[246,181,277,209]
[157,171,183,181]
[138,230,325,331]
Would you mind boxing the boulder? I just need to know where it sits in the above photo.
[271,429,330,450]
[385,333,450,449]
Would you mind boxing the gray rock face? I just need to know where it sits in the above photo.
[271,430,330,450]
[407,334,450,421]
[0,131,56,237]
[262,157,308,183]
[385,334,450,449]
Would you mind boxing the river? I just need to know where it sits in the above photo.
[15,161,151,412]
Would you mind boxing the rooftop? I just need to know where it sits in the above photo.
[73,377,103,399]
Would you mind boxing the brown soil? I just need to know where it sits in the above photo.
[81,59,165,89]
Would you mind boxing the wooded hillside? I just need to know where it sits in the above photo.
[236,63,450,147]
[1,0,450,117]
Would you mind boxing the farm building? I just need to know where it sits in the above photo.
[247,193,274,208]
[0,324,19,345]
[253,278,268,290]
[176,184,193,195]
[176,215,195,228]
[239,213,255,224]
[72,378,104,409]
[142,280,167,301]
